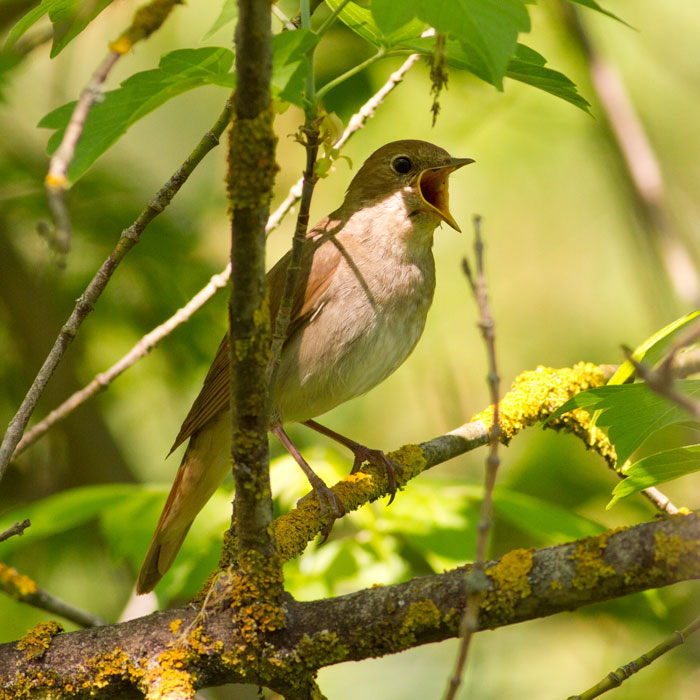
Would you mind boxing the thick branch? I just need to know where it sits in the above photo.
[1,514,698,698]
[226,0,277,558]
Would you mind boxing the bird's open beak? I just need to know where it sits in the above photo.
[416,157,475,232]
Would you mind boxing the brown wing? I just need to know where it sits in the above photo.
[169,215,345,453]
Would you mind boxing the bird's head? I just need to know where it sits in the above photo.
[343,139,474,232]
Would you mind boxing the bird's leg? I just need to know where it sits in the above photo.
[303,419,403,504]
[270,423,345,540]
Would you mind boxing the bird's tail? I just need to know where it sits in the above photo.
[136,414,231,594]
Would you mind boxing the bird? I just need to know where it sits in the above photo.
[136,139,474,594]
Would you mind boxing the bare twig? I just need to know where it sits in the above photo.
[44,0,183,260]
[640,486,679,515]
[44,51,120,261]
[0,519,30,543]
[0,563,106,628]
[619,318,700,421]
[0,95,235,484]
[267,122,320,392]
[623,350,700,421]
[567,613,700,700]
[445,216,502,700]
[12,268,231,458]
[11,53,422,462]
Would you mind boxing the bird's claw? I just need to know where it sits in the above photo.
[296,480,345,544]
[350,447,403,505]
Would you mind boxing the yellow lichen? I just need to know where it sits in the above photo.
[143,648,195,700]
[0,562,38,597]
[227,104,279,211]
[483,548,533,620]
[400,600,442,641]
[654,529,700,573]
[550,580,563,591]
[169,619,182,635]
[88,648,142,690]
[296,630,349,668]
[571,533,616,590]
[16,621,64,661]
[472,363,615,466]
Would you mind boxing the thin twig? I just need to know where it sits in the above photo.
[0,563,106,627]
[12,268,231,457]
[0,95,235,484]
[0,519,31,543]
[640,486,679,515]
[622,345,700,420]
[10,54,422,462]
[44,51,120,261]
[567,613,700,700]
[620,318,700,421]
[43,0,183,261]
[267,122,320,393]
[445,216,502,700]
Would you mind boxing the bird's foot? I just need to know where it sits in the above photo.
[349,446,404,505]
[296,473,346,543]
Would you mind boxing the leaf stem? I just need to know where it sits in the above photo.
[315,0,353,37]
[316,48,386,101]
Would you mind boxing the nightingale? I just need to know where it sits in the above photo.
[137,139,473,594]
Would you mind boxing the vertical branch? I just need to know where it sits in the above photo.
[227,0,278,560]
[267,124,320,393]
[445,216,502,700]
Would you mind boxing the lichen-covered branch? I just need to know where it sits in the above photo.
[0,95,234,484]
[226,0,278,561]
[273,362,615,560]
[1,513,698,699]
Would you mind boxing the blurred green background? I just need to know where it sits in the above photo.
[1,1,699,698]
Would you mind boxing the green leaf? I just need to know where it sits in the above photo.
[326,0,424,46]
[506,43,590,112]
[370,0,420,36]
[0,483,138,554]
[609,445,700,507]
[607,310,700,386]
[7,0,115,57]
[271,28,319,105]
[202,0,238,40]
[39,32,317,183]
[39,47,236,182]
[415,0,531,88]
[326,0,383,45]
[548,380,700,464]
[404,38,588,110]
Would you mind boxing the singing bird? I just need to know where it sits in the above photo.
[137,140,474,594]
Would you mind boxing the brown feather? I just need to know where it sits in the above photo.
[169,215,346,453]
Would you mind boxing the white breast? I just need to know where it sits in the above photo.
[273,198,438,424]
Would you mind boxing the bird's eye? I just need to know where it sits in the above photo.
[392,155,412,174]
